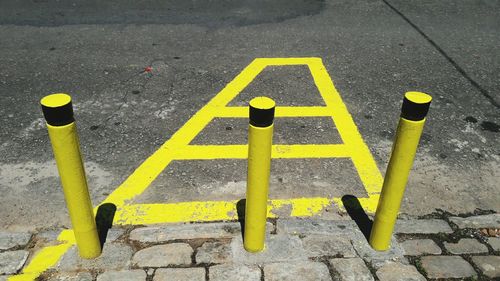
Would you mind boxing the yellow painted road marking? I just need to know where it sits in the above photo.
[175,144,351,159]
[13,57,383,280]
[216,106,332,117]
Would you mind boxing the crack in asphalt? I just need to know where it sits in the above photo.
[382,0,500,110]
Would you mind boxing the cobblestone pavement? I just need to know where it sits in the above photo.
[1,212,499,280]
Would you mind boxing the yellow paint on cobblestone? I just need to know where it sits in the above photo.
[13,57,383,280]
[8,236,73,281]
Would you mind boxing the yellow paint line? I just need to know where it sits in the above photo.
[7,273,40,281]
[269,198,335,217]
[216,106,332,118]
[115,197,338,225]
[99,153,175,207]
[116,202,239,225]
[175,144,351,159]
[254,57,322,66]
[9,242,73,281]
[307,60,384,196]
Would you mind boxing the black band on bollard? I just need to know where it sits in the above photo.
[400,92,432,121]
[40,93,75,126]
[249,97,275,127]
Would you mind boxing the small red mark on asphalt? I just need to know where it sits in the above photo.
[144,66,152,73]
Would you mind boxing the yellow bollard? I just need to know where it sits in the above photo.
[369,92,432,251]
[41,93,101,259]
[244,97,275,253]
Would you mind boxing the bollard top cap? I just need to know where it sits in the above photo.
[405,91,432,104]
[401,91,432,121]
[249,97,275,127]
[249,96,275,110]
[40,93,74,126]
[41,93,72,108]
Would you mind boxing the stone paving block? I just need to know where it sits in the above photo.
[395,219,453,234]
[0,250,29,274]
[351,233,407,269]
[449,214,500,229]
[277,219,360,236]
[264,261,332,281]
[230,234,307,264]
[154,268,205,281]
[444,238,488,254]
[130,222,254,242]
[472,256,500,278]
[488,237,500,251]
[209,264,261,281]
[104,228,125,243]
[47,272,93,281]
[301,235,356,258]
[195,241,231,264]
[329,258,374,281]
[132,243,192,267]
[0,232,32,250]
[97,269,146,281]
[58,243,133,272]
[375,262,425,281]
[420,256,477,279]
[401,239,441,256]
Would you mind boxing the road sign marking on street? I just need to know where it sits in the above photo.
[104,57,383,224]
[13,57,383,280]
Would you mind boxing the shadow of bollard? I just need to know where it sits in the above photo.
[342,195,372,241]
[236,199,246,240]
[95,203,117,248]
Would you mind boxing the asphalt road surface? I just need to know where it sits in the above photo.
[0,0,499,231]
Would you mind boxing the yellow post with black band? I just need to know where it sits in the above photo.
[41,93,101,259]
[244,97,275,253]
[369,91,432,251]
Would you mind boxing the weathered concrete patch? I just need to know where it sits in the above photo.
[301,235,356,258]
[47,272,93,281]
[329,258,374,281]
[400,239,441,256]
[57,243,132,272]
[375,262,425,281]
[0,160,114,230]
[351,233,407,269]
[264,261,332,281]
[277,219,359,236]
[209,264,261,281]
[0,250,29,275]
[420,256,477,279]
[449,214,500,229]
[37,229,64,244]
[195,241,231,264]
[97,269,146,281]
[129,222,245,242]
[395,219,453,234]
[132,243,192,267]
[0,231,31,250]
[444,238,488,254]
[230,234,306,264]
[471,256,500,278]
[154,268,205,281]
